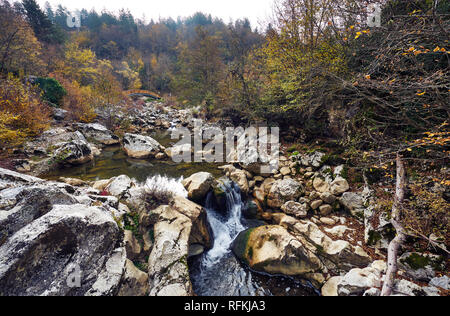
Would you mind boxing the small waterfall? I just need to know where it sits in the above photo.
[190,180,267,296]
[203,181,246,265]
[189,179,318,297]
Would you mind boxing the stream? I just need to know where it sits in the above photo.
[42,130,318,296]
[189,180,318,296]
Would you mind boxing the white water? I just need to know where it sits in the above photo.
[191,180,267,296]
[203,181,246,265]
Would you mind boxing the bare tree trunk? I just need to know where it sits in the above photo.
[381,154,407,296]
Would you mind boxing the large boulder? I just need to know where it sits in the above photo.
[75,123,119,145]
[24,128,86,156]
[267,179,304,208]
[147,197,211,296]
[0,168,138,296]
[182,172,214,202]
[0,185,77,240]
[52,139,93,165]
[232,225,324,276]
[0,204,124,296]
[123,133,164,159]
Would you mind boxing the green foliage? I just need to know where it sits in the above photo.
[35,77,66,106]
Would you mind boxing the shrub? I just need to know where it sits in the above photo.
[60,79,97,123]
[0,74,50,148]
[35,77,66,106]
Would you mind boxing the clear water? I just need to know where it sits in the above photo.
[43,130,224,182]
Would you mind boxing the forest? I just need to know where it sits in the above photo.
[0,0,448,297]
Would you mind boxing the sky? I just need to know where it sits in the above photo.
[38,0,275,28]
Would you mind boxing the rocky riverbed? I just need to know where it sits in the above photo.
[0,100,448,296]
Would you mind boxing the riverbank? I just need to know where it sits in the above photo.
[0,99,448,296]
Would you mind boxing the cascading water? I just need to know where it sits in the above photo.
[189,179,319,297]
[190,180,267,296]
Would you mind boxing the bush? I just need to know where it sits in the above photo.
[60,79,96,123]
[0,74,50,148]
[35,77,66,106]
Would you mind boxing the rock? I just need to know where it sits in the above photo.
[229,170,250,195]
[337,267,382,296]
[53,108,68,121]
[393,279,427,296]
[75,123,119,145]
[59,177,87,187]
[92,179,112,191]
[280,167,291,176]
[334,165,346,178]
[267,179,304,208]
[398,252,445,282]
[0,184,78,239]
[310,200,323,210]
[363,288,381,296]
[330,177,349,195]
[313,177,330,193]
[123,133,163,159]
[232,225,324,276]
[319,192,337,204]
[429,276,449,290]
[320,217,336,226]
[105,175,132,198]
[274,215,371,273]
[325,226,351,238]
[321,276,343,296]
[371,260,387,273]
[86,247,126,296]
[339,192,366,218]
[300,152,325,168]
[53,138,93,165]
[319,204,333,216]
[124,230,142,261]
[281,201,309,219]
[148,198,211,296]
[24,128,86,156]
[118,259,149,297]
[239,150,264,175]
[182,172,214,202]
[0,204,124,296]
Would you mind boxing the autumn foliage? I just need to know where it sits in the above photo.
[0,74,50,148]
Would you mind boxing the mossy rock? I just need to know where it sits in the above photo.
[231,228,255,265]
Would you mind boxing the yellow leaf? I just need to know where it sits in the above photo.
[416,91,426,96]
[365,75,371,80]
[434,46,441,52]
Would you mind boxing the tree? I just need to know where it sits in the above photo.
[21,0,65,44]
[0,0,43,75]
[174,26,225,109]
[60,42,99,85]
[0,73,50,148]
